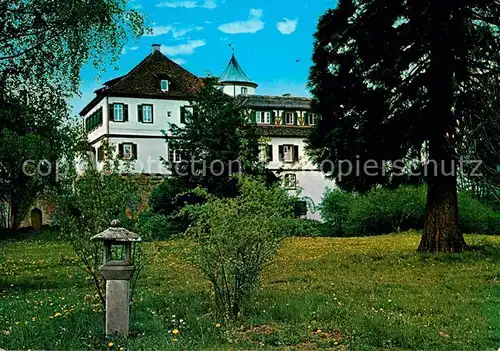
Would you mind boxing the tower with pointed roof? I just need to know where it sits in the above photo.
[219,53,258,97]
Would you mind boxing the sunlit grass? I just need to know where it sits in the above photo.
[1,230,500,350]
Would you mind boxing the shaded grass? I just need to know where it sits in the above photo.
[1,231,500,350]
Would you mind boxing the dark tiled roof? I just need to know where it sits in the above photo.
[239,95,312,109]
[256,125,313,137]
[80,50,204,116]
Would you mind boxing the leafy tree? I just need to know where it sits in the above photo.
[166,84,270,195]
[308,0,500,252]
[51,140,144,309]
[0,0,147,230]
[153,84,278,225]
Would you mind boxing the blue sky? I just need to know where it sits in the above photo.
[72,0,337,115]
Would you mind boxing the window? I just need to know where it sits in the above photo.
[283,145,293,162]
[306,113,317,125]
[161,80,169,91]
[283,174,297,189]
[167,111,172,118]
[257,111,271,124]
[113,104,124,122]
[161,80,169,92]
[258,144,273,162]
[143,105,153,123]
[280,145,299,163]
[285,112,294,125]
[241,87,248,95]
[258,144,267,162]
[181,106,195,124]
[123,144,133,160]
[97,146,105,162]
[85,107,103,132]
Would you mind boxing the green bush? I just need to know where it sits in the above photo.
[290,219,329,237]
[321,189,353,235]
[184,176,296,319]
[137,210,180,241]
[322,185,500,236]
[322,186,426,236]
[458,192,500,234]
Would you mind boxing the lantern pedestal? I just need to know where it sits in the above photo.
[105,279,130,336]
[91,220,141,338]
[99,265,134,337]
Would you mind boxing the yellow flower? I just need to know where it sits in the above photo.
[119,348,125,351]
[108,341,114,347]
[172,328,179,335]
[54,312,62,317]
[317,329,322,333]
[216,323,221,328]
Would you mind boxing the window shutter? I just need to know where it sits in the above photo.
[108,104,114,121]
[118,144,124,159]
[85,117,89,132]
[180,107,186,124]
[193,106,198,120]
[294,112,298,125]
[123,104,129,122]
[138,105,143,122]
[267,145,273,161]
[151,105,154,123]
[251,110,256,124]
[293,145,299,162]
[98,108,103,126]
[270,111,275,125]
[279,145,284,162]
[132,144,138,160]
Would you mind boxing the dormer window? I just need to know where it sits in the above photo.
[161,80,169,92]
[241,87,248,95]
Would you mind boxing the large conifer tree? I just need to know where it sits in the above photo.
[308,0,500,252]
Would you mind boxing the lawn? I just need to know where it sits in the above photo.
[1,230,500,350]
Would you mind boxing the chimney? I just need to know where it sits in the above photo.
[283,93,292,97]
[152,44,161,53]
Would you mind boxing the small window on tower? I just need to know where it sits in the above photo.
[241,87,248,95]
[161,80,169,92]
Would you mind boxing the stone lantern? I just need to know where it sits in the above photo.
[91,219,141,337]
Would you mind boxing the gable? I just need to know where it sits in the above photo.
[80,50,204,116]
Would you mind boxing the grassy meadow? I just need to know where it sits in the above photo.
[1,230,500,350]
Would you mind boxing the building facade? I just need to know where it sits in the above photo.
[80,45,335,220]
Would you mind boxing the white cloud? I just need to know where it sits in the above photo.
[218,8,264,34]
[129,46,140,51]
[144,25,173,37]
[156,0,219,9]
[277,17,298,35]
[250,8,262,17]
[161,39,206,56]
[173,58,187,65]
[172,26,204,39]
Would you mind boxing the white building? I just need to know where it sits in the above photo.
[80,45,335,220]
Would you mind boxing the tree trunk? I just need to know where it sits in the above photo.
[418,140,467,252]
[418,2,467,253]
